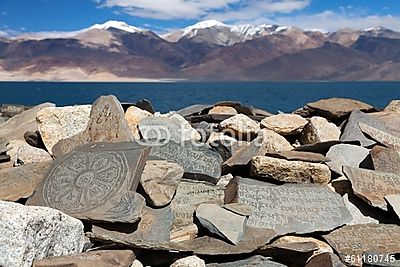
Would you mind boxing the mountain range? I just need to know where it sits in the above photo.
[1,20,400,81]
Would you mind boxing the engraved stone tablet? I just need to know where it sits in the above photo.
[149,141,223,184]
[370,146,400,174]
[52,95,134,157]
[323,224,400,266]
[170,180,224,230]
[359,123,400,150]
[343,166,400,210]
[226,178,352,235]
[28,142,150,223]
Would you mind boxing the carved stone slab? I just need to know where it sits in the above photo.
[226,178,352,235]
[359,123,400,150]
[28,142,150,223]
[52,95,134,157]
[370,146,400,174]
[343,166,400,210]
[170,180,225,230]
[323,224,400,266]
[149,141,223,183]
[340,110,388,147]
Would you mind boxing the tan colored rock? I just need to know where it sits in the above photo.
[170,256,205,267]
[0,103,54,141]
[7,140,52,166]
[209,106,238,115]
[261,114,308,135]
[36,105,91,153]
[273,236,333,256]
[384,100,400,112]
[33,250,135,267]
[300,117,340,145]
[140,160,184,207]
[250,156,331,184]
[206,132,237,147]
[219,114,260,140]
[131,260,143,267]
[256,129,293,151]
[125,106,153,138]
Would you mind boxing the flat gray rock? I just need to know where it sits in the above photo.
[343,166,400,210]
[207,256,286,267]
[326,144,369,175]
[196,204,247,245]
[223,203,252,217]
[176,104,212,117]
[385,194,400,219]
[0,200,84,267]
[305,253,346,267]
[340,110,388,147]
[370,146,400,174]
[359,123,400,150]
[323,224,400,266]
[53,95,134,157]
[226,178,352,235]
[342,194,378,225]
[149,141,223,184]
[140,160,184,207]
[28,142,150,223]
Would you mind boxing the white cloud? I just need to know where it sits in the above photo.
[98,0,310,20]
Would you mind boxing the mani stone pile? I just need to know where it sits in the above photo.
[0,96,399,267]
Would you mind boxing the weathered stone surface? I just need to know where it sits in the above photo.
[28,142,150,223]
[372,111,400,135]
[206,256,286,267]
[149,141,223,184]
[385,194,400,219]
[170,180,224,230]
[207,132,238,161]
[370,146,400,174]
[326,144,369,175]
[171,256,205,267]
[7,140,52,166]
[250,156,331,184]
[33,250,135,267]
[217,173,234,187]
[88,226,276,256]
[261,241,319,266]
[261,114,308,135]
[304,98,374,120]
[170,224,199,243]
[134,99,155,114]
[209,106,238,116]
[223,203,252,217]
[194,121,215,142]
[0,103,31,117]
[196,204,247,245]
[219,114,260,140]
[92,206,173,243]
[359,123,400,150]
[385,100,400,112]
[0,102,54,141]
[272,236,333,256]
[294,140,352,154]
[306,253,346,267]
[0,201,84,267]
[323,224,400,266]
[36,105,91,153]
[131,260,143,267]
[140,160,184,207]
[265,151,330,163]
[0,161,51,201]
[343,166,400,210]
[125,106,153,139]
[222,129,292,172]
[24,130,45,149]
[53,96,134,157]
[340,110,388,147]
[177,104,212,117]
[226,178,352,235]
[343,194,378,225]
[139,114,201,143]
[300,117,341,145]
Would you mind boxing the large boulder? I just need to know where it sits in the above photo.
[0,201,84,267]
[300,117,341,145]
[261,114,308,135]
[36,105,91,153]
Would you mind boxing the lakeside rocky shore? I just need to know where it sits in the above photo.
[0,96,399,267]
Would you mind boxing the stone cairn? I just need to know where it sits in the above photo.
[0,96,399,267]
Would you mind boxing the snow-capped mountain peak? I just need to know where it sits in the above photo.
[186,20,228,30]
[89,20,142,33]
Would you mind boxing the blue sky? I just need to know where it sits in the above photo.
[1,0,400,35]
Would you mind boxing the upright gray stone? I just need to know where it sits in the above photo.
[28,142,150,223]
[52,95,134,157]
[343,166,400,210]
[226,178,352,235]
[326,144,369,175]
[196,204,247,245]
[149,141,223,184]
[340,110,388,147]
[0,200,84,267]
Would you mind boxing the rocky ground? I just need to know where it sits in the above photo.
[0,96,399,267]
